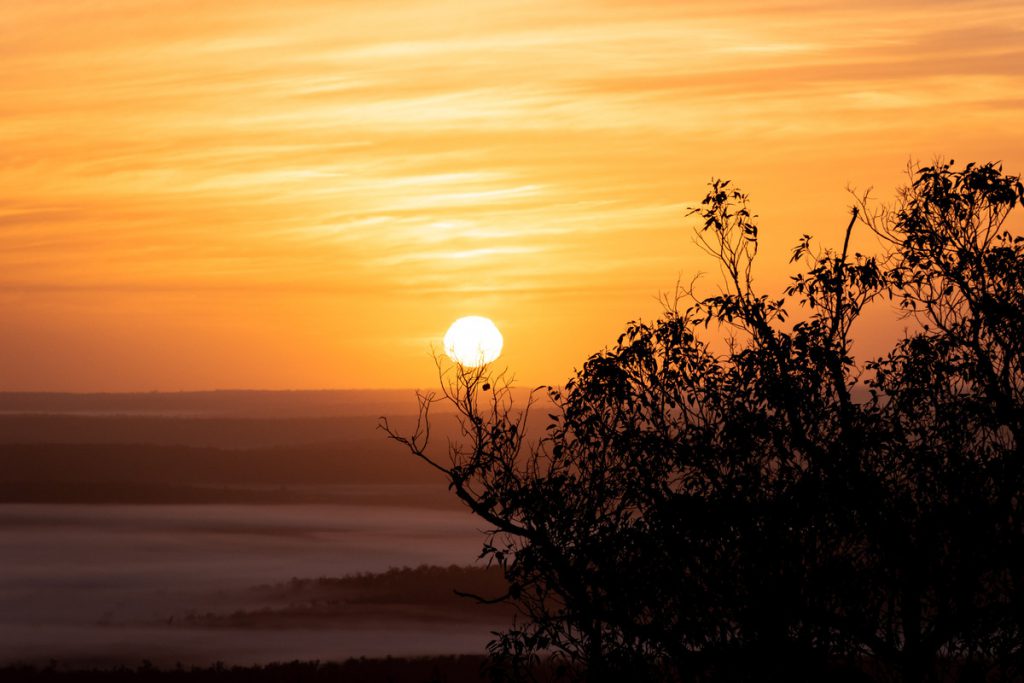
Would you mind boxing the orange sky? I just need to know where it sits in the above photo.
[2,0,1023,391]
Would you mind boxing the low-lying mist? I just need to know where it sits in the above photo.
[0,501,500,667]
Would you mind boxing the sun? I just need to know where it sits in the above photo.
[443,316,503,367]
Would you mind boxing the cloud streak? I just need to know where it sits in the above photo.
[1,0,1022,389]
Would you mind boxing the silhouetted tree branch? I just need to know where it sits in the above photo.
[382,160,1024,683]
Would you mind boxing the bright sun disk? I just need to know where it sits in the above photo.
[444,316,503,367]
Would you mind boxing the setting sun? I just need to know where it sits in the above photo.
[443,316,503,367]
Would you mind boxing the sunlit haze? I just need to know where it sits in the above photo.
[2,0,1022,390]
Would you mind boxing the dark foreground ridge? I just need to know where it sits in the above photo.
[0,657,488,683]
[4,656,1011,683]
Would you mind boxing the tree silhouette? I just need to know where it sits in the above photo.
[381,161,1024,682]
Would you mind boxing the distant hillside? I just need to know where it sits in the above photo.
[0,390,423,418]
[0,441,466,505]
[0,442,424,483]
[0,392,553,505]
[0,414,425,448]
[0,389,547,418]
[180,565,513,629]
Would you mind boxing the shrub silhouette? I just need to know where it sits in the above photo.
[382,161,1024,682]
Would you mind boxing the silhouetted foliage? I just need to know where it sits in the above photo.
[382,161,1024,682]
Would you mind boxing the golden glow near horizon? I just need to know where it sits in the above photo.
[2,0,1023,390]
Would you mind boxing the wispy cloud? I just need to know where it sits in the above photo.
[1,0,1022,388]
